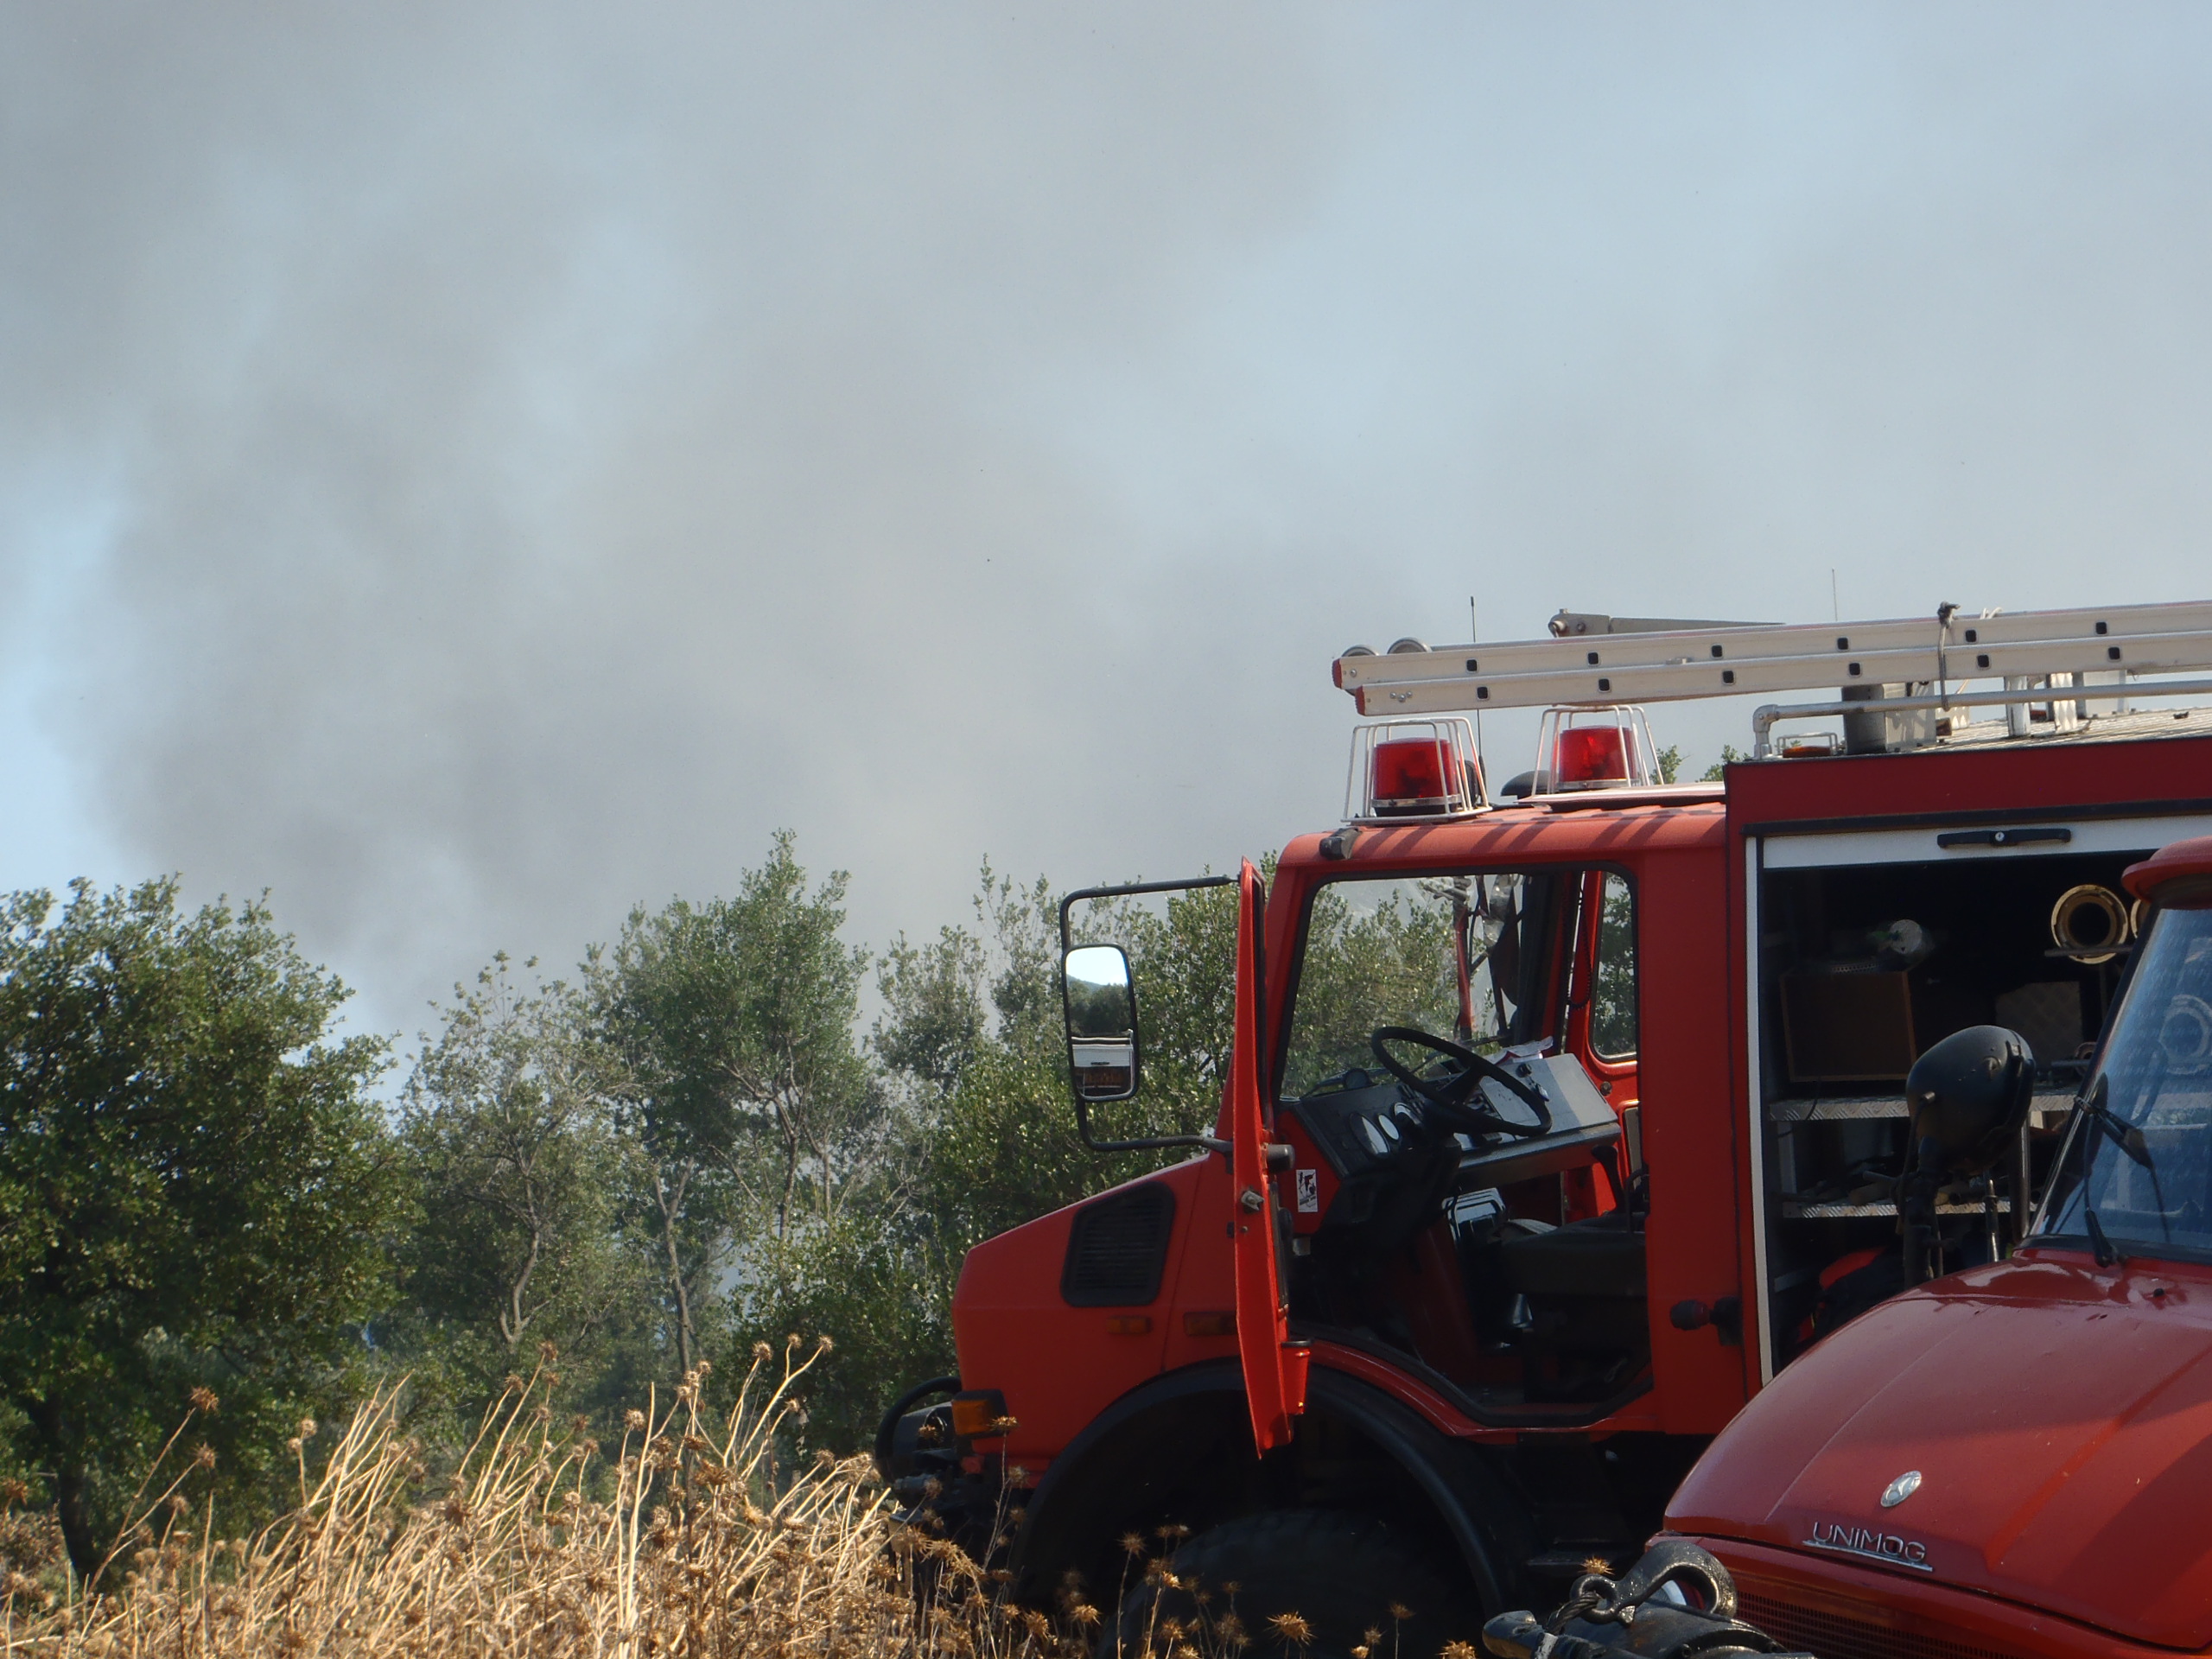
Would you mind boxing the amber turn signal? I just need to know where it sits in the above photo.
[950,1389,1009,1439]
[1104,1315,1153,1335]
[1183,1311,1236,1338]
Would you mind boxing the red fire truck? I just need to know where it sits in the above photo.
[878,601,2212,1655]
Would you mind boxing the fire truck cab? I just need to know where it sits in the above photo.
[880,601,2212,1656]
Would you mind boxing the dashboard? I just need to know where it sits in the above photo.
[1287,1068,1435,1180]
[1283,1049,1624,1228]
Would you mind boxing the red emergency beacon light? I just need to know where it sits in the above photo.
[1554,725,1632,785]
[1345,717,1486,821]
[1371,738,1454,810]
[1535,704,1658,792]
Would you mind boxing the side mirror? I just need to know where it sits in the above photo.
[1064,944,1138,1102]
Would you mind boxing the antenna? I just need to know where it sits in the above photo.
[1468,594,1483,762]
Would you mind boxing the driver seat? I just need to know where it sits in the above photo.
[1498,1209,1648,1402]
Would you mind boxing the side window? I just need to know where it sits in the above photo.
[1590,874,1637,1060]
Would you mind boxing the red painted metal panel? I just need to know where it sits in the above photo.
[1671,1249,2212,1651]
[1230,858,1303,1452]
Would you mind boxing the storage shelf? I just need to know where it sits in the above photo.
[1769,1087,2075,1128]
[1783,1198,2013,1219]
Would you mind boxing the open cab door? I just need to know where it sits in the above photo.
[1057,861,1306,1452]
[1229,858,1310,1452]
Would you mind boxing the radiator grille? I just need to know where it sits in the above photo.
[1738,1586,2013,1659]
[1060,1182,1176,1306]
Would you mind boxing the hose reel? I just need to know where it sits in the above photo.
[2050,883,2132,964]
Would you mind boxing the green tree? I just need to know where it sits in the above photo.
[872,924,989,1103]
[728,1209,945,1450]
[588,834,885,1375]
[390,956,658,1426]
[0,880,400,1577]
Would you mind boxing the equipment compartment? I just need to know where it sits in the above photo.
[1753,842,2150,1366]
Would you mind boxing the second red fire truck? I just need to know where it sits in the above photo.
[879,599,2212,1656]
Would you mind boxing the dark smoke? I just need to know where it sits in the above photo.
[5,5,2212,1035]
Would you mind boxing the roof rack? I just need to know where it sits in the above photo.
[1334,601,2212,757]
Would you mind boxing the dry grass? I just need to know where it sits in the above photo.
[0,1340,1124,1659]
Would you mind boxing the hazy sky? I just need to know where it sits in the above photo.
[6,3,2212,1044]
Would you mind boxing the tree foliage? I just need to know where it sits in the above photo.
[390,957,656,1422]
[587,832,881,1373]
[0,830,1555,1535]
[0,880,401,1576]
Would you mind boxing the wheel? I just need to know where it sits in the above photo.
[1107,1509,1481,1659]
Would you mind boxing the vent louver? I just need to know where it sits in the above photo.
[1060,1183,1177,1307]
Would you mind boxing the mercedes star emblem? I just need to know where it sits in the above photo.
[1880,1470,1923,1509]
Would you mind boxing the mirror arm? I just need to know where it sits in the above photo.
[1058,874,1236,953]
[1072,1107,1231,1160]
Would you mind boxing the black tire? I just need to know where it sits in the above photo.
[1107,1509,1481,1659]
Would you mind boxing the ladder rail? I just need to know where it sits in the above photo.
[1337,601,2212,717]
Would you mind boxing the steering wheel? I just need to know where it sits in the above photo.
[1370,1026,1554,1140]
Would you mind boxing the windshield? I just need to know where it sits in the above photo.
[2040,903,2212,1258]
[1280,870,1572,1099]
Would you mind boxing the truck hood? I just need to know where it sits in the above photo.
[1669,1249,2212,1650]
